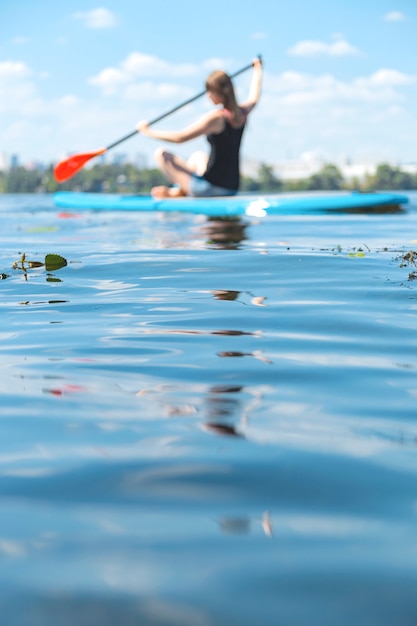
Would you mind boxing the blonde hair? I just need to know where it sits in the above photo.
[205,70,244,126]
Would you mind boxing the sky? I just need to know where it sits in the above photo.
[1,0,416,171]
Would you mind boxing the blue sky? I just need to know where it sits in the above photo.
[1,1,416,170]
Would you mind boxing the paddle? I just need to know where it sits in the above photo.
[54,57,260,183]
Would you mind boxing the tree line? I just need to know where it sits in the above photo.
[0,161,416,194]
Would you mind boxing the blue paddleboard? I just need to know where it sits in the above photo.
[54,191,409,217]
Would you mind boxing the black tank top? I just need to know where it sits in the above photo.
[203,111,246,191]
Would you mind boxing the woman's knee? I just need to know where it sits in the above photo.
[187,151,208,176]
[154,147,172,167]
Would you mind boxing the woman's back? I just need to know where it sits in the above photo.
[204,112,246,191]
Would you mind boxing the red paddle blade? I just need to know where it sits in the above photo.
[54,148,106,183]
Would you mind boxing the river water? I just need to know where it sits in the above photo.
[1,192,417,625]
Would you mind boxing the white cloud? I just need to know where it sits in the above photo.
[91,59,417,162]
[12,36,30,45]
[249,64,417,164]
[58,94,80,106]
[250,32,268,40]
[0,62,42,119]
[121,52,197,78]
[367,68,416,87]
[201,57,234,72]
[288,38,360,57]
[89,67,127,94]
[124,82,186,102]
[73,7,118,29]
[384,11,406,22]
[266,68,416,108]
[0,61,44,117]
[1,52,417,167]
[0,60,31,79]
[88,52,224,95]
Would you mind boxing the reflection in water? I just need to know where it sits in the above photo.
[262,511,273,537]
[134,381,264,442]
[202,423,243,437]
[251,296,267,306]
[43,384,85,397]
[210,385,243,394]
[200,217,248,249]
[19,300,68,306]
[211,290,241,301]
[163,404,197,417]
[217,350,272,364]
[205,384,243,429]
[211,290,267,307]
[332,203,405,214]
[202,384,264,439]
[206,385,244,416]
[218,511,273,537]
[219,517,251,534]
[137,327,260,337]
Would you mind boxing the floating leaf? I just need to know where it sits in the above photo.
[25,226,59,233]
[45,254,67,271]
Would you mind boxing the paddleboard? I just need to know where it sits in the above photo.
[53,191,409,217]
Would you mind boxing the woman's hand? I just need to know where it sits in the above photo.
[241,57,263,113]
[137,120,150,135]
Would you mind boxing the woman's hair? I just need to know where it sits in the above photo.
[205,71,244,126]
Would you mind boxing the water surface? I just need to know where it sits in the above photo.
[1,192,417,625]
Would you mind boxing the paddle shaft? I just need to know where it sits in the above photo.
[105,57,260,151]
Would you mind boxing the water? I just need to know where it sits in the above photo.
[1,192,417,625]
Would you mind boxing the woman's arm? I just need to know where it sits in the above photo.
[137,109,225,144]
[241,57,263,114]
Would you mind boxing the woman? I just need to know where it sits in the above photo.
[136,57,263,198]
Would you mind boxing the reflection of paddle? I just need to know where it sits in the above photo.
[54,57,260,183]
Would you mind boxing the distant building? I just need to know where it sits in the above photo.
[272,152,326,180]
[133,152,148,169]
[401,162,417,175]
[339,162,377,181]
[241,158,263,178]
[25,160,46,171]
[112,153,128,165]
[244,153,382,183]
[0,153,9,171]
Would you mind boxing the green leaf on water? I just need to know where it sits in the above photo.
[25,226,59,233]
[45,254,67,271]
